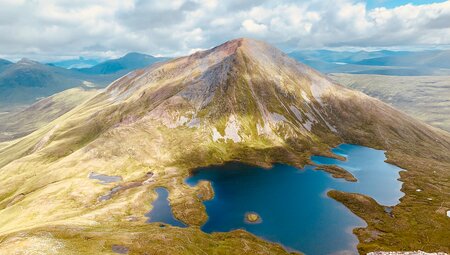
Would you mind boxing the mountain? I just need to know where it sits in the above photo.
[76,52,169,75]
[288,49,450,75]
[0,87,98,142]
[288,49,407,65]
[355,50,450,69]
[49,57,102,69]
[0,58,12,72]
[0,39,449,254]
[0,54,169,110]
[0,58,122,109]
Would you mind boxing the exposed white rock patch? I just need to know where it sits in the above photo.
[157,113,190,129]
[256,122,273,136]
[269,112,287,123]
[211,115,242,143]
[256,123,264,135]
[82,81,95,88]
[325,121,338,133]
[309,74,332,106]
[289,105,313,132]
[223,115,242,142]
[187,118,200,128]
[177,116,190,126]
[211,128,223,142]
[301,91,311,103]
[303,112,317,131]
[305,111,317,123]
[447,210,450,218]
[303,120,314,131]
[289,106,303,122]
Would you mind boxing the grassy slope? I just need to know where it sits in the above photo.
[0,87,99,142]
[330,73,450,132]
[0,39,448,254]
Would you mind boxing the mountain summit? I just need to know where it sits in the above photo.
[0,38,449,254]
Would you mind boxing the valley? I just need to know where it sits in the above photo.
[330,74,450,132]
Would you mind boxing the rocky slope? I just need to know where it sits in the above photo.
[0,38,449,254]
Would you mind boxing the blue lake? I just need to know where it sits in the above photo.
[184,144,404,255]
[146,187,186,227]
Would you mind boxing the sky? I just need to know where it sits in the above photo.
[0,0,449,61]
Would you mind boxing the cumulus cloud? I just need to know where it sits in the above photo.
[0,0,449,61]
[242,19,268,34]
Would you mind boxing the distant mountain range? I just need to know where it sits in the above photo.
[288,49,450,75]
[75,52,169,75]
[0,53,168,109]
[49,57,102,69]
[1,48,449,110]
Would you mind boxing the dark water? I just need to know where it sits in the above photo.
[146,187,186,227]
[311,144,403,206]
[88,172,122,184]
[184,144,404,255]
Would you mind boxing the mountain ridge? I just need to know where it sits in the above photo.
[76,52,169,75]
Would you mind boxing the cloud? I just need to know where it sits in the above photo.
[241,19,268,34]
[0,0,449,61]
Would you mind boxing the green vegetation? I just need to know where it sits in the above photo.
[0,88,98,142]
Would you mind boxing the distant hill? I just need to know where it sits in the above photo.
[355,50,450,69]
[76,52,169,75]
[0,53,170,109]
[288,50,450,75]
[0,58,109,108]
[330,73,450,132]
[48,57,101,69]
[289,50,408,65]
[0,58,12,72]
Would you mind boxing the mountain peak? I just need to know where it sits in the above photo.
[207,37,275,57]
[123,52,153,58]
[17,58,40,66]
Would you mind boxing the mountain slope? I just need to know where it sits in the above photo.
[0,59,109,108]
[0,58,12,72]
[0,87,99,142]
[76,52,169,75]
[0,39,449,254]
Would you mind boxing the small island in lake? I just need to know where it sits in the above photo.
[245,212,262,224]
